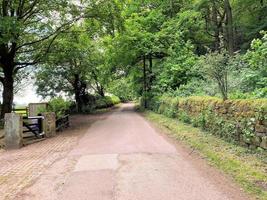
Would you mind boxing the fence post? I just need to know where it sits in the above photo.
[42,112,56,137]
[66,115,70,127]
[4,113,23,149]
[37,114,43,134]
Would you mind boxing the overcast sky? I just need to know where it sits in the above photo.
[14,81,42,106]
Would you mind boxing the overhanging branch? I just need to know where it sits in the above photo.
[16,16,83,51]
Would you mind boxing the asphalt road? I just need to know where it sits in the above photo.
[17,103,249,200]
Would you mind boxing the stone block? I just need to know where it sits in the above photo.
[249,144,257,150]
[251,136,262,146]
[4,113,23,149]
[42,112,56,137]
[255,124,266,133]
[0,130,4,148]
[240,134,252,145]
[260,137,267,150]
[28,103,48,117]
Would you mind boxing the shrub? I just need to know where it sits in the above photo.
[38,97,71,118]
[147,96,161,112]
[157,96,179,118]
[95,95,120,109]
[178,111,191,124]
[110,95,121,105]
[197,111,208,129]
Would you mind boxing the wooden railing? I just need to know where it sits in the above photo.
[23,116,44,138]
[56,115,70,131]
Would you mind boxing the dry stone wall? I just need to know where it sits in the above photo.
[180,97,267,149]
[156,96,267,150]
[0,130,4,148]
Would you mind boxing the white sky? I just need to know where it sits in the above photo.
[14,81,43,106]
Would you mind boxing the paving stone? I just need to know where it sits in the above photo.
[0,135,78,200]
[74,154,118,172]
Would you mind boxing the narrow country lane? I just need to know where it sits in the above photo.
[7,103,249,200]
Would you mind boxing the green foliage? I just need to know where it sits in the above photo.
[178,111,191,124]
[192,111,207,129]
[107,77,136,102]
[198,52,230,100]
[35,27,94,98]
[48,98,72,118]
[110,96,121,105]
[169,37,267,100]
[0,0,82,117]
[154,96,179,118]
[95,95,120,109]
[241,31,267,95]
[38,97,71,118]
[1,0,267,118]
[156,41,197,92]
[241,118,256,143]
[246,31,267,70]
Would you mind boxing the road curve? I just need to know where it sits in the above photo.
[18,103,249,200]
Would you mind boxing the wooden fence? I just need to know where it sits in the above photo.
[23,116,44,139]
[13,108,70,132]
[56,115,70,131]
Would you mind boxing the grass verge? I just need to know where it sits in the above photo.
[144,110,267,200]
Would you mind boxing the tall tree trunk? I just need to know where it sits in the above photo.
[1,69,14,119]
[99,86,105,97]
[92,70,105,97]
[224,0,234,55]
[73,74,83,113]
[212,2,220,51]
[148,54,153,91]
[95,81,105,97]
[170,0,174,18]
[143,55,147,108]
[74,89,83,113]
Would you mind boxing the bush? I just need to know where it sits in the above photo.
[95,95,120,109]
[38,97,71,118]
[178,111,191,123]
[157,96,179,118]
[110,95,121,104]
[108,78,136,102]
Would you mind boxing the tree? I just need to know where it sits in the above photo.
[29,0,267,108]
[232,0,267,50]
[241,31,267,93]
[199,52,230,100]
[0,0,80,118]
[35,28,95,112]
[224,0,234,55]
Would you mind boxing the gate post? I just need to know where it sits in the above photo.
[4,113,23,149]
[42,112,56,137]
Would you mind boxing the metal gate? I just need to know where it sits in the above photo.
[23,116,44,138]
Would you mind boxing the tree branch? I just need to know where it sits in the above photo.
[0,76,4,83]
[16,16,83,50]
[20,0,38,20]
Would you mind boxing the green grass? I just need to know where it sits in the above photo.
[144,110,267,200]
[13,106,28,116]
